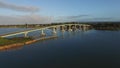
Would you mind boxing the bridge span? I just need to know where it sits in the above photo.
[0,24,91,38]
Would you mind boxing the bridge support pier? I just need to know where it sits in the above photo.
[41,29,46,36]
[83,25,87,31]
[68,25,72,31]
[24,32,28,38]
[52,27,57,35]
[79,25,82,30]
[61,26,65,32]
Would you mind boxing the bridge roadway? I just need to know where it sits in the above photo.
[0,24,91,38]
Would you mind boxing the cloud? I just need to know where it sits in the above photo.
[89,18,113,20]
[80,17,114,21]
[0,1,39,12]
[0,15,52,25]
[53,15,117,22]
[57,15,90,19]
[54,15,90,22]
[65,15,90,19]
[0,1,52,24]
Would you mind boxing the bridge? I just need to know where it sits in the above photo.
[0,24,91,38]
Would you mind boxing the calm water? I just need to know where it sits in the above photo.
[0,28,120,68]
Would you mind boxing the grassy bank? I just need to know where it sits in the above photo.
[0,37,33,46]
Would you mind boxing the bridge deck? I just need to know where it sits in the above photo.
[0,24,89,37]
[0,28,41,37]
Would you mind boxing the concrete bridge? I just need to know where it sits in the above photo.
[0,24,91,38]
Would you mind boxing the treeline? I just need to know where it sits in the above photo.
[51,22,90,25]
[0,22,90,28]
[90,22,120,30]
[1,22,120,30]
[0,24,52,28]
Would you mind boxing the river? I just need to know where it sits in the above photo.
[0,28,120,68]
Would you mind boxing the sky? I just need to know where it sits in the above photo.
[0,0,120,24]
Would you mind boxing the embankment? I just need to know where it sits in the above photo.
[0,36,58,51]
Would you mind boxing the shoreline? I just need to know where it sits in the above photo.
[0,36,58,51]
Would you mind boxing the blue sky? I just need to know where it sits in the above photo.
[0,0,120,24]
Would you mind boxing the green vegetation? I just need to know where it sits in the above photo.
[91,23,120,30]
[0,37,33,46]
